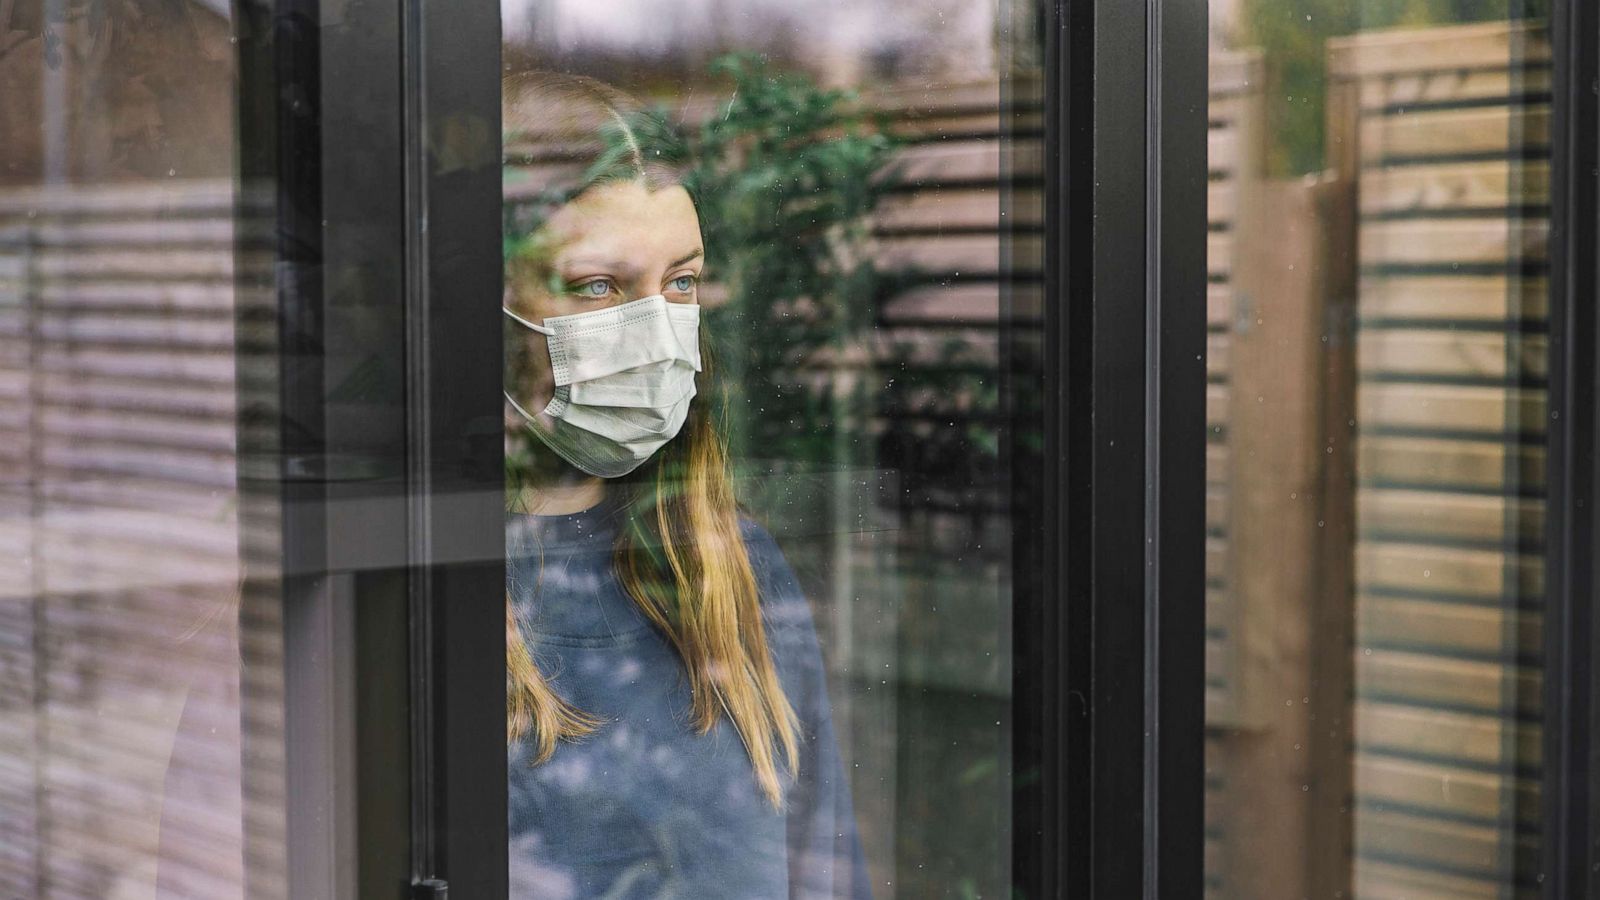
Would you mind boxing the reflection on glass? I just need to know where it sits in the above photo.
[1205,5,1548,898]
[501,1,1043,896]
[0,3,271,899]
[501,75,871,898]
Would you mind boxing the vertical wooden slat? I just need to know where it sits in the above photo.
[1190,48,1270,900]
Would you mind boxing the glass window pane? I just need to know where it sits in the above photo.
[1205,5,1549,897]
[0,5,284,898]
[500,1,1043,895]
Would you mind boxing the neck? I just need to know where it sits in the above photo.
[511,470,606,515]
[507,397,608,514]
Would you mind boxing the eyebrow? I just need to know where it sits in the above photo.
[667,248,704,269]
[561,258,636,276]
[558,248,703,276]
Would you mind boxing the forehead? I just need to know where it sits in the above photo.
[542,180,701,269]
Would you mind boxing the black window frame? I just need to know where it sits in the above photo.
[236,1,421,897]
[397,0,509,894]
[1541,0,1600,895]
[235,0,507,895]
[1018,0,1208,896]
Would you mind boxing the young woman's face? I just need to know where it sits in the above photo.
[506,178,705,415]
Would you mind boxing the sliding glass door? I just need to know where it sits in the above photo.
[4,0,1597,898]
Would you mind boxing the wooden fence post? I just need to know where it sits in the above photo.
[1216,172,1357,900]
[1306,57,1362,900]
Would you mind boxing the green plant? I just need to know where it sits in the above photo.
[682,53,905,468]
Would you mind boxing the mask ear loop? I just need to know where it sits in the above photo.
[503,306,554,335]
[503,390,545,424]
[503,307,556,421]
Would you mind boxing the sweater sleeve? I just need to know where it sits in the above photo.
[741,518,874,900]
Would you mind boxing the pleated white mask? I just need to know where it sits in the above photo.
[504,294,701,478]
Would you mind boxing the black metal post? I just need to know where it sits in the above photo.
[1542,0,1600,895]
[1022,0,1207,895]
[401,0,508,894]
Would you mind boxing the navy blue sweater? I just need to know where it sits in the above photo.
[506,497,872,900]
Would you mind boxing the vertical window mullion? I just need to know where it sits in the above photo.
[1541,0,1600,894]
[402,0,508,894]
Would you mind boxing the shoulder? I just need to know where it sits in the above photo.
[736,514,798,598]
[736,514,820,646]
[736,514,786,572]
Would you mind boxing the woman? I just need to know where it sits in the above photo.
[502,72,872,900]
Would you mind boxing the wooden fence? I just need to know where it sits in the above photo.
[854,79,1043,897]
[1331,20,1550,900]
[1200,19,1552,900]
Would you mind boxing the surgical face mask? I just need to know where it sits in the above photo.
[504,294,702,478]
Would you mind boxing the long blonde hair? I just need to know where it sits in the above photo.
[502,72,800,808]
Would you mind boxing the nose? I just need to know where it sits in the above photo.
[622,276,661,303]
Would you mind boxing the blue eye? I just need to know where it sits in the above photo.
[574,279,612,298]
[669,274,696,293]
